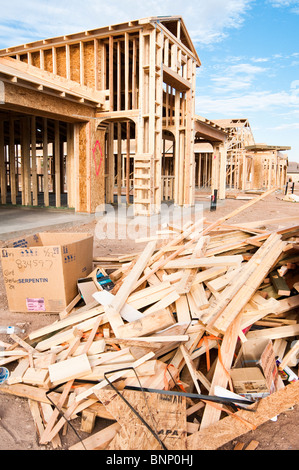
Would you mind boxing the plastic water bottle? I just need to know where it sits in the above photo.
[0,326,25,334]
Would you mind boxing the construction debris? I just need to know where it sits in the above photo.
[0,190,299,451]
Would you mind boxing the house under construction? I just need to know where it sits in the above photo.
[0,16,290,216]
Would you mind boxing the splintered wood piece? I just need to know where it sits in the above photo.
[48,354,91,386]
[202,188,277,236]
[270,270,291,296]
[200,312,243,430]
[69,422,121,450]
[245,440,259,450]
[39,380,74,445]
[206,234,285,333]
[39,402,62,448]
[22,367,51,388]
[7,358,30,385]
[80,409,97,434]
[116,309,175,339]
[105,241,157,337]
[176,236,210,294]
[175,294,191,323]
[189,283,209,310]
[279,340,299,370]
[187,380,299,450]
[28,399,45,440]
[246,324,299,341]
[94,389,187,450]
[234,441,245,450]
[163,255,243,270]
[75,352,155,402]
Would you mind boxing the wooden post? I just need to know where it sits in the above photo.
[22,117,31,206]
[109,36,114,112]
[66,123,75,209]
[126,121,130,204]
[9,117,17,205]
[200,312,243,430]
[54,120,61,208]
[43,118,49,207]
[31,116,38,206]
[132,38,137,109]
[117,122,122,204]
[0,121,6,205]
[52,47,57,75]
[80,42,84,86]
[117,41,121,111]
[125,32,129,110]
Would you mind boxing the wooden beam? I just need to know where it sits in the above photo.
[199,312,243,430]
[22,117,31,206]
[104,241,157,337]
[187,381,299,450]
[43,118,49,206]
[0,120,6,204]
[9,117,16,204]
[109,36,114,111]
[126,120,130,204]
[31,116,38,206]
[54,120,61,207]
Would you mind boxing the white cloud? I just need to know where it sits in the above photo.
[272,122,299,130]
[268,0,299,12]
[204,62,268,93]
[196,89,299,116]
[0,0,254,48]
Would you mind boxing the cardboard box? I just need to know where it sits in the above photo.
[1,232,93,313]
[230,338,279,395]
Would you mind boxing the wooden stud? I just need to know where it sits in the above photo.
[43,118,49,207]
[31,116,38,206]
[54,120,61,207]
[126,120,130,204]
[0,120,6,204]
[9,117,17,205]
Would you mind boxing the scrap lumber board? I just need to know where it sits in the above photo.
[200,312,243,430]
[187,381,299,450]
[176,235,210,294]
[246,324,299,341]
[94,388,187,450]
[69,422,121,450]
[116,309,175,338]
[235,215,299,230]
[29,280,173,342]
[205,233,285,333]
[279,340,299,370]
[163,255,243,270]
[0,383,60,405]
[104,241,157,337]
[201,188,277,236]
[74,352,155,402]
[48,354,91,386]
[270,270,291,296]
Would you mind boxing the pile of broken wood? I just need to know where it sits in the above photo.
[1,188,299,450]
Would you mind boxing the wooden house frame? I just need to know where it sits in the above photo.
[245,144,290,191]
[193,116,227,199]
[212,118,256,191]
[0,16,201,216]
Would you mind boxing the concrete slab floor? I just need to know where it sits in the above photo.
[0,205,95,241]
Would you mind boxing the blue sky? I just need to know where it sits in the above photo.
[0,0,298,162]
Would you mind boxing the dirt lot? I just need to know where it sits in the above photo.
[0,187,298,451]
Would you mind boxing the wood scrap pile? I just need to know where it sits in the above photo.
[1,189,299,450]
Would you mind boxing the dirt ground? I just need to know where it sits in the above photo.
[0,187,298,451]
